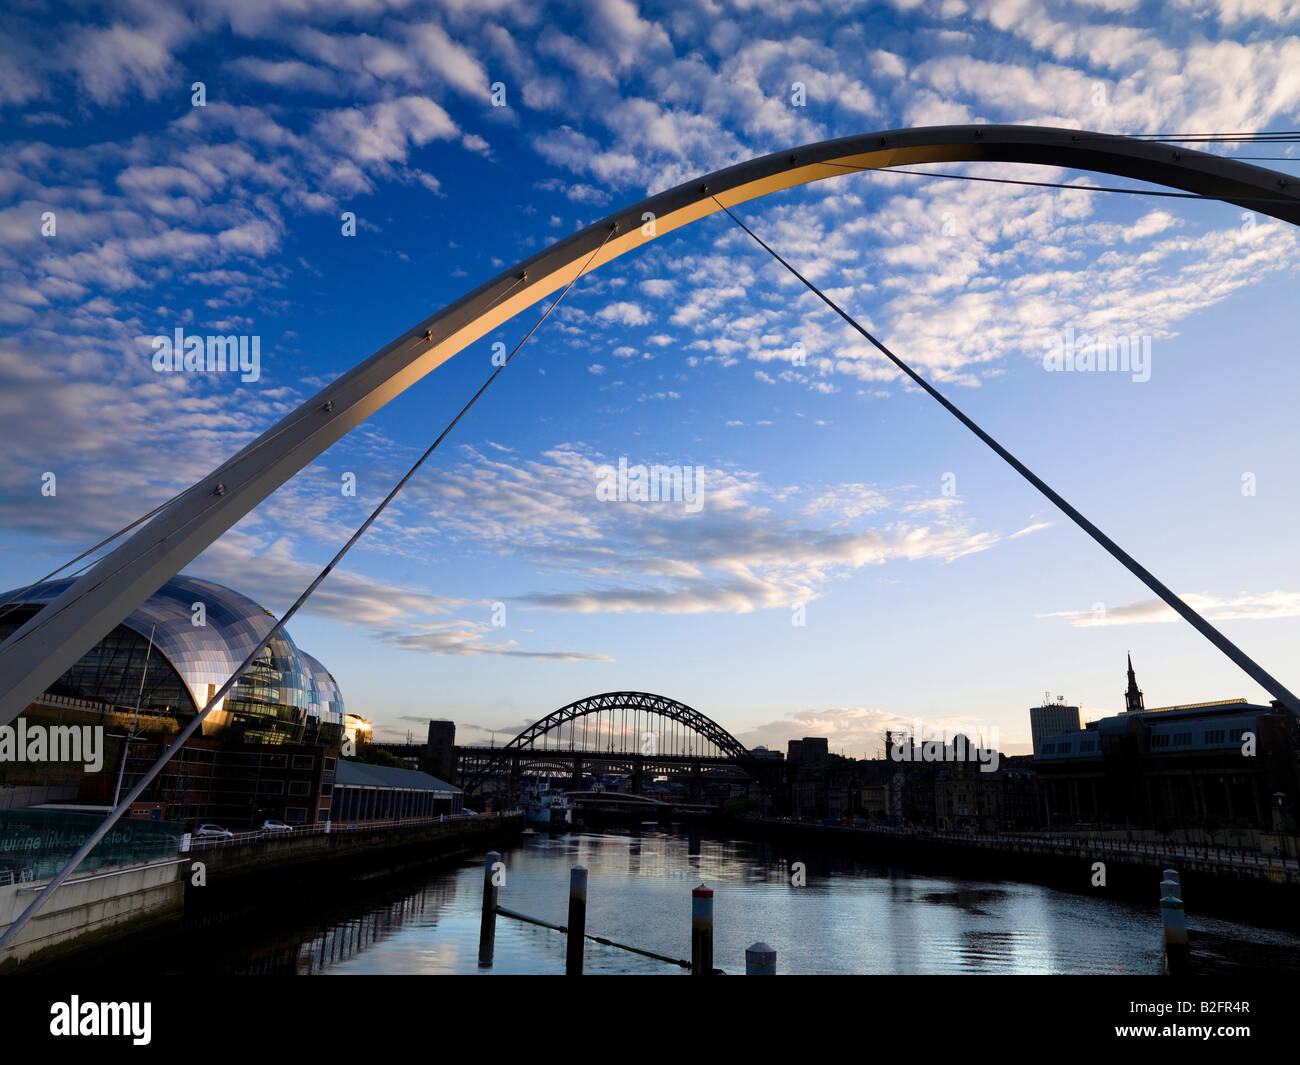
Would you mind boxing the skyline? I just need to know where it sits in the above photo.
[2,0,1300,759]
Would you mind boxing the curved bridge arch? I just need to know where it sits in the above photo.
[3,124,1300,721]
[460,690,754,795]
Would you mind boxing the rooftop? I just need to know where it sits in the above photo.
[334,760,461,793]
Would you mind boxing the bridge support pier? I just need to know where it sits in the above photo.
[689,761,703,804]
[632,755,644,795]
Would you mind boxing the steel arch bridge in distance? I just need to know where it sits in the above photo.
[456,690,769,796]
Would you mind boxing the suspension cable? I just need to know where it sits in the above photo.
[820,160,1300,205]
[0,226,616,953]
[0,269,528,645]
[710,193,1300,716]
[1099,131,1300,142]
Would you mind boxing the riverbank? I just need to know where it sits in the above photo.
[12,825,1300,975]
[1,813,524,973]
[718,817,1300,932]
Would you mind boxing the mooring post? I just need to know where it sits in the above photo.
[691,883,714,976]
[479,850,500,968]
[745,941,776,975]
[1163,868,1181,898]
[1161,898,1189,976]
[566,865,588,976]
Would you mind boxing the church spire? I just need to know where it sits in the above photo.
[1125,653,1145,713]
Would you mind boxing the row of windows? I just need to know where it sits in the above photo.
[1043,739,1095,754]
[1151,727,1249,749]
[1046,723,1255,756]
[171,748,321,769]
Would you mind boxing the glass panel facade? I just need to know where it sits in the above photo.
[0,574,345,745]
[0,608,192,718]
[0,809,183,881]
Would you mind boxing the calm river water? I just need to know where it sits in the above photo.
[192,827,1300,976]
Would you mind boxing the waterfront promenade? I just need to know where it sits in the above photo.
[0,811,524,970]
[752,820,1300,876]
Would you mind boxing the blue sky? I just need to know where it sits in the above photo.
[1,0,1299,755]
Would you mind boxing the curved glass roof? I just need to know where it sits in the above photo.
[301,651,345,721]
[2,574,341,722]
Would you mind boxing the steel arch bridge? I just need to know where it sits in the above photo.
[456,690,772,798]
[2,124,1300,722]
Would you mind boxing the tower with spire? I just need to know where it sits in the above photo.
[1124,653,1145,714]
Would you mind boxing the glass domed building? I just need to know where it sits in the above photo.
[0,574,344,747]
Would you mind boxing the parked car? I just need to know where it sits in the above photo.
[260,819,293,832]
[195,824,233,839]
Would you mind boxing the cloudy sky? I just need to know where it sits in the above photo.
[1,0,1298,755]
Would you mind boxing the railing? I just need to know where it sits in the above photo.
[185,809,523,851]
[759,819,1300,873]
[15,857,190,893]
[30,693,181,732]
[480,852,736,975]
[0,867,35,888]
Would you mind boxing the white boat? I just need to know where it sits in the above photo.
[523,784,574,827]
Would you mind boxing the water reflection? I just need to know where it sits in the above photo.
[311,829,1300,975]
[66,827,1300,976]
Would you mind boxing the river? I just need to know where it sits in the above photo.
[173,827,1300,976]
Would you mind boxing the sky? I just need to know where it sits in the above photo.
[1,0,1299,757]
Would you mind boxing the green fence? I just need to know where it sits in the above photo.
[0,809,183,882]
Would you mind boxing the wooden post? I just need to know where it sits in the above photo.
[745,941,776,975]
[566,866,587,976]
[1161,894,1190,975]
[479,850,500,968]
[691,883,714,976]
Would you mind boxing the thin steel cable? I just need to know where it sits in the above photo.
[710,193,1300,717]
[1085,130,1300,142]
[1,273,529,631]
[820,160,1300,205]
[0,271,528,649]
[0,227,615,953]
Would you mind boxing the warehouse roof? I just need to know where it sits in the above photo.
[335,760,461,793]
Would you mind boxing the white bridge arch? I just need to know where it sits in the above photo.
[2,124,1298,722]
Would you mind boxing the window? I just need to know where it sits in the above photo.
[1172,732,1192,746]
[258,780,284,795]
[284,807,308,823]
[262,754,287,769]
[1080,739,1097,753]
[292,755,315,770]
[1152,734,1170,748]
[1229,728,1247,742]
[288,781,310,796]
[318,808,331,822]
[324,757,337,771]
[319,783,333,797]
[1204,729,1226,744]
[1043,743,1056,754]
